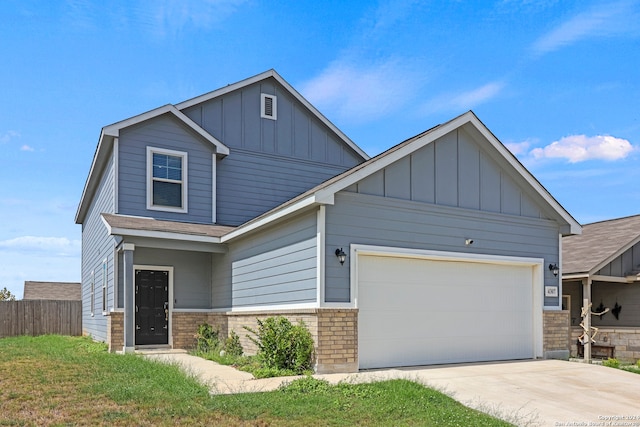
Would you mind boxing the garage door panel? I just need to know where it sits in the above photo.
[358,254,536,369]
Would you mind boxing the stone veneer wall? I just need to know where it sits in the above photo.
[571,327,640,362]
[543,310,570,359]
[171,312,228,350]
[315,309,358,374]
[106,312,123,353]
[225,308,359,374]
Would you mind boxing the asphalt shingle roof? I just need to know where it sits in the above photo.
[562,214,640,275]
[102,214,236,238]
[23,281,82,301]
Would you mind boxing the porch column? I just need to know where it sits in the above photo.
[581,277,592,363]
[122,243,135,353]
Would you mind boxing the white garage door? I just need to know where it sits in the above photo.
[358,254,536,369]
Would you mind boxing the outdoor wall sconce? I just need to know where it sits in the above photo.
[548,263,559,277]
[335,248,347,265]
[465,238,474,246]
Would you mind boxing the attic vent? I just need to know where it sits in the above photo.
[261,93,277,120]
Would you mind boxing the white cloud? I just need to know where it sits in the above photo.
[0,236,81,257]
[0,130,20,144]
[300,60,425,122]
[20,145,34,152]
[505,140,532,156]
[531,1,639,56]
[531,135,635,163]
[420,81,505,115]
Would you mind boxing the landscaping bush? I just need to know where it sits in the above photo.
[224,330,243,357]
[603,358,620,368]
[244,316,314,374]
[194,323,219,353]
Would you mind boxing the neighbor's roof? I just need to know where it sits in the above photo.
[23,281,81,301]
[222,110,582,242]
[563,214,640,275]
[102,214,236,242]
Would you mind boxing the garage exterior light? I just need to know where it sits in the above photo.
[548,263,559,277]
[335,248,347,265]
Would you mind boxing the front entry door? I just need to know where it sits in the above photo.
[135,269,169,346]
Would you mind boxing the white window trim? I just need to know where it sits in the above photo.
[90,270,95,317]
[146,146,188,213]
[102,258,108,315]
[261,93,277,120]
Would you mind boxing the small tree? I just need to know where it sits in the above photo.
[0,287,16,301]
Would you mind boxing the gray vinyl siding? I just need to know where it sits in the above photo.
[564,280,640,327]
[117,114,215,223]
[216,150,348,225]
[349,127,551,220]
[133,248,212,309]
[182,77,365,226]
[81,150,117,342]
[325,191,561,306]
[596,241,640,277]
[211,210,317,308]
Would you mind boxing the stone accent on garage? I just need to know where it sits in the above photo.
[315,309,358,374]
[543,310,570,359]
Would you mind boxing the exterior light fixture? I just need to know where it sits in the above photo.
[548,263,559,277]
[335,248,347,265]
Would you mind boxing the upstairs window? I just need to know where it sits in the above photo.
[261,93,277,120]
[147,147,188,212]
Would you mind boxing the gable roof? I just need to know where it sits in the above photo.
[76,70,369,225]
[23,281,81,301]
[176,69,369,160]
[75,105,230,224]
[222,111,581,242]
[562,214,640,275]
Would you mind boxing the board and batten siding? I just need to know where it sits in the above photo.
[211,210,318,309]
[81,150,117,342]
[117,114,215,223]
[596,240,640,277]
[350,127,551,219]
[325,191,561,307]
[182,77,364,226]
[133,248,212,309]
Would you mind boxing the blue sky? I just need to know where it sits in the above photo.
[1,0,639,298]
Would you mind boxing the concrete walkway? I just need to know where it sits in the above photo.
[143,351,640,427]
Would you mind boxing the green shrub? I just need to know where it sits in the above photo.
[244,316,315,374]
[603,358,620,368]
[194,323,219,353]
[224,330,243,357]
[279,376,332,394]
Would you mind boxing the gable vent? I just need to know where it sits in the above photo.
[261,93,277,120]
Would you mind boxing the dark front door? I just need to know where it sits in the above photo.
[135,269,169,346]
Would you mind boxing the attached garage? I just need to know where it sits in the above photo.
[356,247,544,369]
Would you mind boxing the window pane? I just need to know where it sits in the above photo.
[152,153,182,180]
[153,181,182,207]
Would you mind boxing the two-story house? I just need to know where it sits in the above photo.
[76,70,580,373]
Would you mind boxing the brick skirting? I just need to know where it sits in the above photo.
[106,312,123,353]
[543,310,570,359]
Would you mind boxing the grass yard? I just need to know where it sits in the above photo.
[0,335,513,426]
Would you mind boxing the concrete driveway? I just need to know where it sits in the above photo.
[145,352,640,427]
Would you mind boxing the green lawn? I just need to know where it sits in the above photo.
[0,335,513,426]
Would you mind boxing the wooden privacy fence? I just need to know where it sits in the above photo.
[0,300,82,338]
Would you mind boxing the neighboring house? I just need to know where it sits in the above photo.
[23,281,82,301]
[562,214,640,361]
[75,69,580,373]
